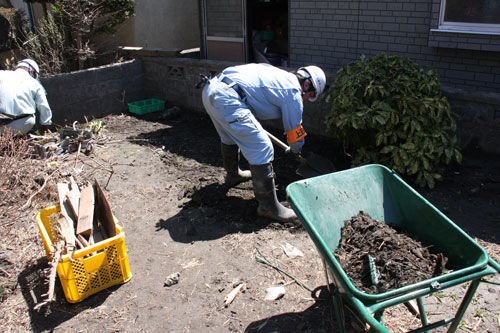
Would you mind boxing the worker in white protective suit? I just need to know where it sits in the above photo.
[0,59,53,135]
[201,63,326,223]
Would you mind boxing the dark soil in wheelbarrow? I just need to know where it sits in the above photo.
[1,109,499,332]
[334,211,447,294]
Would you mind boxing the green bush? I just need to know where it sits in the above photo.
[323,53,462,188]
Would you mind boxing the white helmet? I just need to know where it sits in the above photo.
[298,65,326,102]
[16,59,40,78]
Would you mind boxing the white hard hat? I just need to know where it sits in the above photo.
[16,59,40,77]
[298,66,326,102]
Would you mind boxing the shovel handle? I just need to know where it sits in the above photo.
[264,129,307,164]
[264,129,288,151]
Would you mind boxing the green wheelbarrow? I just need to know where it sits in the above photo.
[286,164,500,332]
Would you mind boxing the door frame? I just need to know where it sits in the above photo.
[200,0,248,62]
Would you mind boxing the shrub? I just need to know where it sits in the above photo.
[17,0,135,74]
[323,53,462,188]
[20,12,67,77]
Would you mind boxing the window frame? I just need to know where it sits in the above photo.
[438,0,500,34]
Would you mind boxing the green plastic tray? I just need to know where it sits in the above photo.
[128,98,165,115]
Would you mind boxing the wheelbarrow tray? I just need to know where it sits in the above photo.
[286,164,500,331]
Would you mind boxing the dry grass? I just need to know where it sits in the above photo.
[0,129,85,330]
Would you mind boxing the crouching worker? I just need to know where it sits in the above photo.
[201,63,326,223]
[0,59,53,135]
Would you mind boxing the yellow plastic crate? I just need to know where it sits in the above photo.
[35,205,132,303]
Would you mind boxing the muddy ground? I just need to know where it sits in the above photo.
[1,108,500,332]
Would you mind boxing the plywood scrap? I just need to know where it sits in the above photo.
[94,179,116,238]
[76,183,94,237]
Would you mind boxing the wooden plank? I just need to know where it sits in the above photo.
[118,46,181,57]
[57,216,76,250]
[76,183,95,237]
[77,234,90,248]
[404,300,421,318]
[66,176,81,218]
[94,180,116,238]
[57,183,76,250]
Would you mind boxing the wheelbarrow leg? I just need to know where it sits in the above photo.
[374,310,384,325]
[447,278,481,332]
[323,260,346,332]
[365,310,384,333]
[416,297,429,328]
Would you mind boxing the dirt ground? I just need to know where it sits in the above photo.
[1,108,499,332]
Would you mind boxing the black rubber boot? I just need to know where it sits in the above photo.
[250,163,297,223]
[221,143,251,187]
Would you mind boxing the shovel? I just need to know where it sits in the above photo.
[264,129,336,178]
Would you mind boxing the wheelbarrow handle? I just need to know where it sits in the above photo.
[264,129,307,164]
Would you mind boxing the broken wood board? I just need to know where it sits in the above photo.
[77,234,90,248]
[57,183,76,250]
[76,183,94,237]
[94,180,116,238]
[65,176,81,218]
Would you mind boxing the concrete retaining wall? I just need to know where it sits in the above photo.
[140,56,500,154]
[40,56,500,155]
[41,59,144,126]
[140,56,332,137]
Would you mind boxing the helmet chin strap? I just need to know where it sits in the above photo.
[301,79,315,96]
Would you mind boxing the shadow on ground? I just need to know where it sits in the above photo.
[18,257,121,331]
[154,182,303,243]
[244,285,367,333]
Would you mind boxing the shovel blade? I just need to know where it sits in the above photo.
[304,152,336,175]
[296,164,321,178]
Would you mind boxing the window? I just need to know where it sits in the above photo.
[439,0,500,33]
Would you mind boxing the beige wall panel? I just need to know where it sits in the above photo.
[134,0,200,50]
[207,40,244,62]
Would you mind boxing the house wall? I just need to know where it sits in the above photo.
[8,1,200,52]
[288,0,500,92]
[288,0,500,152]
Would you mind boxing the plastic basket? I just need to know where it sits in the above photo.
[128,98,165,115]
[35,205,132,303]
